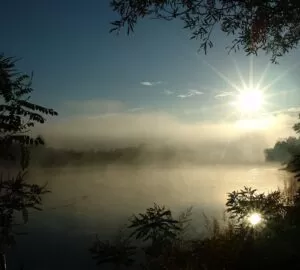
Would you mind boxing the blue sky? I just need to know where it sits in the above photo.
[2,0,300,150]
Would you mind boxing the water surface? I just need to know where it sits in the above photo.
[9,164,287,269]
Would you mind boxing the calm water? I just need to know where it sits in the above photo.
[9,163,288,270]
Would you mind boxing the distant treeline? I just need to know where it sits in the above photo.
[28,142,263,167]
[29,144,179,167]
[264,136,300,163]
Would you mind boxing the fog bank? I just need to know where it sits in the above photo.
[34,111,296,164]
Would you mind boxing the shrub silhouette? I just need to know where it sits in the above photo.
[89,234,136,269]
[91,184,300,270]
[128,203,181,244]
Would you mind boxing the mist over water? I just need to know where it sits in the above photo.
[9,163,288,270]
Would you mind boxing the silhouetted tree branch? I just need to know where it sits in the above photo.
[0,54,57,270]
[110,0,300,63]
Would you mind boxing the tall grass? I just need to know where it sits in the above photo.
[90,178,300,270]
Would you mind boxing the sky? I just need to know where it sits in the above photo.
[2,0,300,154]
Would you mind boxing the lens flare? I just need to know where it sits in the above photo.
[248,212,262,226]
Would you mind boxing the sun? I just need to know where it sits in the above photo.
[247,212,262,226]
[204,57,298,129]
[235,89,264,114]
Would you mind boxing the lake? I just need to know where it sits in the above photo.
[8,163,289,270]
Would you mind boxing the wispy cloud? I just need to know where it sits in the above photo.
[163,89,174,95]
[286,107,300,113]
[177,89,204,98]
[271,107,300,116]
[215,91,235,98]
[140,81,162,86]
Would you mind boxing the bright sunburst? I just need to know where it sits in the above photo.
[235,88,265,114]
[248,212,262,226]
[204,57,299,129]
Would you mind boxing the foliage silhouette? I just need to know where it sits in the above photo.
[0,54,57,269]
[92,183,300,269]
[226,186,286,224]
[0,54,57,160]
[128,203,181,244]
[89,234,137,269]
[264,120,300,183]
[110,0,300,63]
[264,136,300,164]
[0,171,49,253]
[90,205,192,269]
[282,114,300,182]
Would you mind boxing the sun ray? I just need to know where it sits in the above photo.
[203,57,296,131]
[208,102,238,122]
[255,61,271,91]
[233,59,247,90]
[203,60,241,92]
[261,62,300,92]
[249,55,254,89]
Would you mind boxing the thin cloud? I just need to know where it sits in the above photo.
[215,91,235,98]
[177,89,204,98]
[140,81,162,86]
[271,107,300,116]
[286,107,300,113]
[163,89,174,95]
